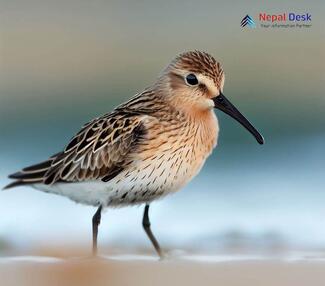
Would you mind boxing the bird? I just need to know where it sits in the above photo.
[4,50,264,258]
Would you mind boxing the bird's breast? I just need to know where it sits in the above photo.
[105,111,219,206]
[138,110,219,192]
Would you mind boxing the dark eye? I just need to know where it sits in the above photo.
[185,74,199,86]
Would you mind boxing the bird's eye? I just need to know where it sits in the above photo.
[185,74,199,86]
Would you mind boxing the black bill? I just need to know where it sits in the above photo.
[213,93,264,145]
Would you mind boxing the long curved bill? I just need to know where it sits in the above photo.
[213,93,265,145]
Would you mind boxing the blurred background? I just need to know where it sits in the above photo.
[0,0,324,256]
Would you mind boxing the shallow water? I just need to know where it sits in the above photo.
[1,253,325,286]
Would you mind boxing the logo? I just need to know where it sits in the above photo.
[241,13,312,29]
[241,15,256,28]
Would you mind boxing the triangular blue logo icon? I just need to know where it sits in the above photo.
[241,15,256,28]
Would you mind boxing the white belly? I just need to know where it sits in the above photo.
[33,144,210,207]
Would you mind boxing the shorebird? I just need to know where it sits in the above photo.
[4,51,264,258]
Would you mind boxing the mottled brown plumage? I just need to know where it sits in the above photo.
[4,51,264,257]
[6,51,224,202]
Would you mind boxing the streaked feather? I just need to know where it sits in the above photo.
[5,110,149,188]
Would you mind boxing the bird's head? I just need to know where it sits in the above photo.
[158,50,264,144]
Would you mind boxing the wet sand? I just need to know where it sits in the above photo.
[0,253,325,286]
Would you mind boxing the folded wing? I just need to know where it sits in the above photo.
[5,111,148,189]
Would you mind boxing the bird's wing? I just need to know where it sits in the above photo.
[7,111,149,187]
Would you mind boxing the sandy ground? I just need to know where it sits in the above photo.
[0,253,325,286]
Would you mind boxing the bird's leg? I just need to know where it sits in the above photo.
[92,205,102,256]
[142,204,163,258]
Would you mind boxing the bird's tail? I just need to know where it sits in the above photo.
[3,153,61,190]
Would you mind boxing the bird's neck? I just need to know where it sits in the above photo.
[190,109,219,152]
[164,102,219,155]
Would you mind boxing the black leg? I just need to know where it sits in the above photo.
[142,204,163,258]
[92,205,102,256]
